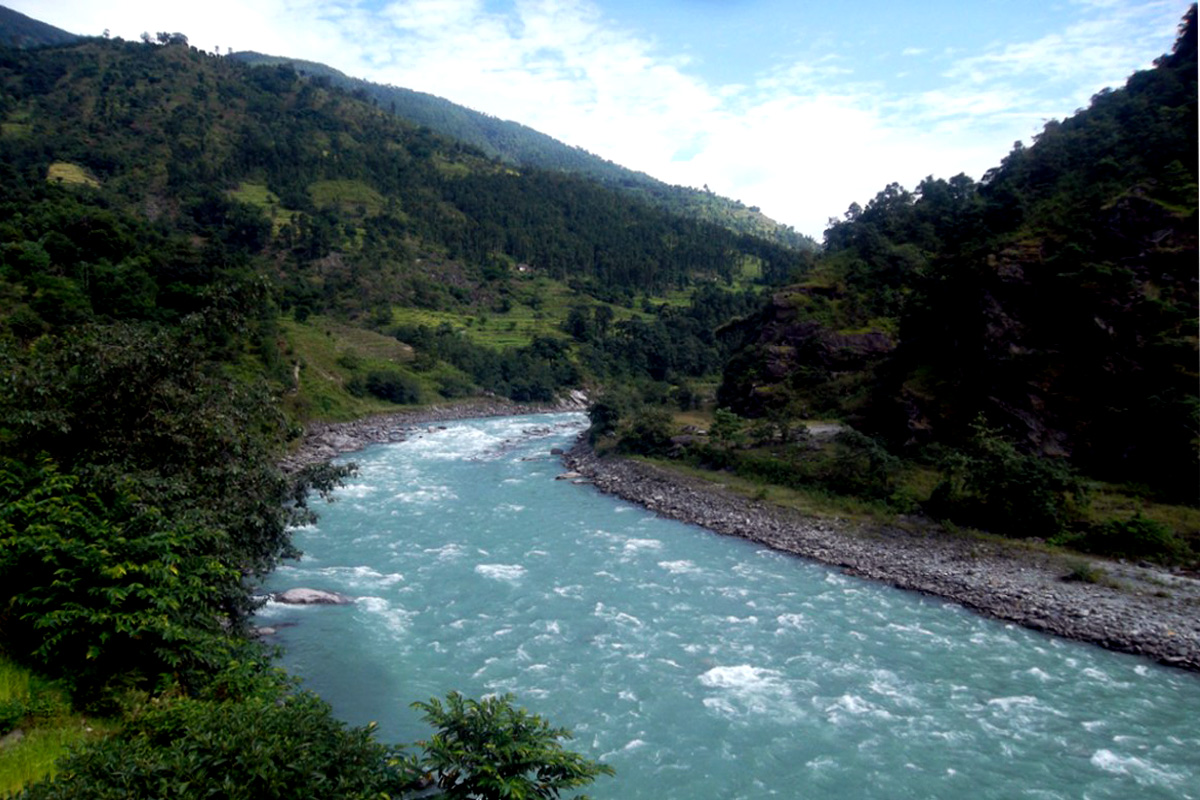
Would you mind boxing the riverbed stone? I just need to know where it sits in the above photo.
[273,588,352,605]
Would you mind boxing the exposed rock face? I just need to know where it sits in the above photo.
[273,588,352,605]
[718,290,895,418]
[563,441,1200,672]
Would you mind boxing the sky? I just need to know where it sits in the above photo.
[11,0,1192,239]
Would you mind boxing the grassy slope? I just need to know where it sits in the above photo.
[0,659,115,797]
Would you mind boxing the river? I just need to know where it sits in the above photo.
[258,413,1199,800]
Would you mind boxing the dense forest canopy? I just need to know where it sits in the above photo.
[227,49,816,252]
[718,6,1198,502]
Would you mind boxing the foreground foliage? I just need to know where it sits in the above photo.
[412,692,615,800]
[17,689,412,800]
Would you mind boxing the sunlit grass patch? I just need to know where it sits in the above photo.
[45,162,99,188]
[230,182,301,232]
[0,658,116,798]
[633,456,897,525]
[0,723,112,797]
[309,179,384,217]
[279,316,418,421]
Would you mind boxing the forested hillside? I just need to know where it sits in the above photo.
[0,6,76,49]
[579,8,1199,568]
[715,7,1197,503]
[229,50,815,251]
[0,33,806,407]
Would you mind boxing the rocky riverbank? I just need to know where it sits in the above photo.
[283,405,1200,673]
[564,442,1200,673]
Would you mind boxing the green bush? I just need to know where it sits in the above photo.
[616,407,676,456]
[926,416,1088,537]
[364,369,422,404]
[412,692,613,800]
[19,692,413,800]
[820,429,900,500]
[436,371,476,399]
[0,698,24,734]
[0,460,239,699]
[1056,513,1190,563]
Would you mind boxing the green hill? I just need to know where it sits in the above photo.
[228,50,815,251]
[0,5,77,49]
[717,6,1197,505]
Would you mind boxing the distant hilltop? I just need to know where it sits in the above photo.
[0,5,79,49]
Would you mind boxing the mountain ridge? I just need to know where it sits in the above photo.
[227,49,815,251]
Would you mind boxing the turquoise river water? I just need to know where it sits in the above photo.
[259,413,1200,799]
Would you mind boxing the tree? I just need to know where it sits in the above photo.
[411,692,614,800]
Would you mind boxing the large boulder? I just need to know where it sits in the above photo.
[272,587,352,605]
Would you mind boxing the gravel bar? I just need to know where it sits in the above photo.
[564,442,1200,673]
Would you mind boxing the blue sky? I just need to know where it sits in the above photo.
[14,0,1191,238]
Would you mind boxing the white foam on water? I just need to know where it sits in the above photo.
[867,673,918,709]
[824,693,893,724]
[699,664,799,720]
[702,697,739,717]
[1025,667,1052,682]
[805,756,837,772]
[658,559,700,574]
[622,538,664,555]
[553,584,584,600]
[355,596,416,637]
[393,485,457,504]
[986,695,1039,712]
[593,602,644,628]
[316,565,404,589]
[340,483,376,499]
[423,543,466,560]
[1090,749,1186,786]
[475,563,527,583]
[498,503,525,512]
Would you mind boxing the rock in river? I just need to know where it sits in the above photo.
[273,587,352,605]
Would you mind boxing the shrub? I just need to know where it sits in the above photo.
[820,429,900,500]
[19,692,414,800]
[1057,513,1190,563]
[412,692,614,800]
[926,415,1088,537]
[364,369,422,404]
[616,407,676,456]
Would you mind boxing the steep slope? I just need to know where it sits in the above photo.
[0,34,808,415]
[719,7,1198,501]
[228,50,815,251]
[0,5,77,48]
